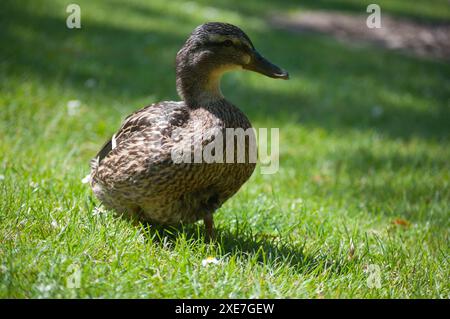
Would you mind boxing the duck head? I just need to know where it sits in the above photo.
[176,22,289,105]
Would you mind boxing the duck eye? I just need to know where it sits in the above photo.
[223,39,233,47]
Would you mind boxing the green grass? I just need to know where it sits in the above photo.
[1,0,449,298]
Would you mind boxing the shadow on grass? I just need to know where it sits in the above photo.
[0,1,188,100]
[141,222,341,275]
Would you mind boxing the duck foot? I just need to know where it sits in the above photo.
[203,213,215,242]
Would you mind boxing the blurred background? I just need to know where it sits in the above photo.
[1,0,449,137]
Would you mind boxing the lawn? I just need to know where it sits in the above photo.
[0,0,449,298]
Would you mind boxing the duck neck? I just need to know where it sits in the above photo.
[176,65,227,107]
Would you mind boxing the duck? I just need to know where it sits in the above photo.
[89,22,288,239]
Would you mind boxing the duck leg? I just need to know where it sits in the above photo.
[203,212,215,241]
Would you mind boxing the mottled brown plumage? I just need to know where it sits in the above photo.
[89,22,288,238]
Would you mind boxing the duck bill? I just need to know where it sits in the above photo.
[243,50,289,80]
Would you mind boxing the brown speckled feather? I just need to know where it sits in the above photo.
[90,99,255,224]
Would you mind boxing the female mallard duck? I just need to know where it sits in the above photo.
[90,22,288,238]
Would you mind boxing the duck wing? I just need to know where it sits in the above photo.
[90,101,188,171]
